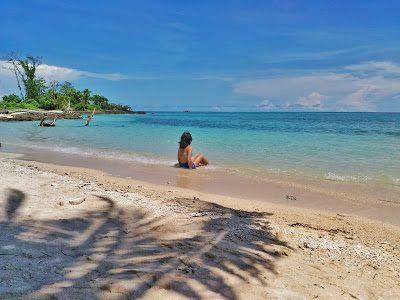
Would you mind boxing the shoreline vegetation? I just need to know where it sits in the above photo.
[1,53,134,115]
[0,152,399,299]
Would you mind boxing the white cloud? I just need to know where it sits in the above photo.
[234,61,400,111]
[0,61,153,82]
[340,86,375,111]
[346,61,400,75]
[35,64,154,82]
[258,99,276,110]
[0,61,154,98]
[297,91,327,107]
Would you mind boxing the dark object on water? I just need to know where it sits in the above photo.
[86,108,96,126]
[39,116,58,127]
[184,110,190,112]
[286,195,297,200]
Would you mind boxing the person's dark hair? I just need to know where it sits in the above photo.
[179,132,192,149]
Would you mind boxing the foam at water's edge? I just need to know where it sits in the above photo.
[324,172,372,182]
[393,178,400,185]
[7,142,221,169]
[9,142,177,166]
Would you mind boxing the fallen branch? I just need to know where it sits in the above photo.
[39,115,58,127]
[85,108,96,126]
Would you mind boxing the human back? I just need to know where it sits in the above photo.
[178,145,192,164]
[177,132,209,170]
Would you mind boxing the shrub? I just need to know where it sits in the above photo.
[2,94,22,103]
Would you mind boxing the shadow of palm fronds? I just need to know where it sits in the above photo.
[1,192,290,299]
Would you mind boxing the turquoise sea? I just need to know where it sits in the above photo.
[1,112,399,188]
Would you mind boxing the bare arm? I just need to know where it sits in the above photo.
[187,146,193,169]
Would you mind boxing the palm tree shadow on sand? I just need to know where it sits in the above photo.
[0,188,291,299]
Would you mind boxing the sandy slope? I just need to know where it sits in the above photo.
[1,153,399,299]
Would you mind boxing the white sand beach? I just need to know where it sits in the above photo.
[1,152,399,299]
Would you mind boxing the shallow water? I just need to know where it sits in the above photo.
[1,112,399,188]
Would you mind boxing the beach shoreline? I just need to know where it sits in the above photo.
[1,151,399,299]
[2,142,400,227]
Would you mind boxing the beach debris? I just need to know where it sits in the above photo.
[58,201,64,206]
[193,197,200,200]
[290,222,350,234]
[123,228,132,234]
[68,197,86,205]
[286,195,297,200]
[39,115,58,127]
[313,283,325,289]
[167,181,171,184]
[85,108,96,126]
[50,183,58,187]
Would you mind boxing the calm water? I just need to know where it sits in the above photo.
[1,112,399,187]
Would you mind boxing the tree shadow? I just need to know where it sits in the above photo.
[0,189,291,299]
[5,188,25,222]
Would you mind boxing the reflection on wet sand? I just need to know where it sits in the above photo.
[176,168,207,191]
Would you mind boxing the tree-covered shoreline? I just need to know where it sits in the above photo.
[1,53,130,112]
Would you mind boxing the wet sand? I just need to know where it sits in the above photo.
[2,143,400,226]
[1,151,399,299]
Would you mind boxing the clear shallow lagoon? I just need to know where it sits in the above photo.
[1,112,399,187]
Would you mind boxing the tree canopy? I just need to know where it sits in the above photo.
[1,53,130,112]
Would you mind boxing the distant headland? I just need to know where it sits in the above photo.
[1,53,135,117]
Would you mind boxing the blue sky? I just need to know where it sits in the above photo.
[1,0,400,111]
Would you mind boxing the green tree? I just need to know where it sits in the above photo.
[2,94,22,103]
[49,80,59,101]
[82,89,91,109]
[74,103,87,111]
[4,53,129,111]
[3,52,43,101]
[55,94,69,110]
[59,81,76,99]
[19,56,42,99]
[91,94,109,109]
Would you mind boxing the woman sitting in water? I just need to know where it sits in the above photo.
[178,132,209,169]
